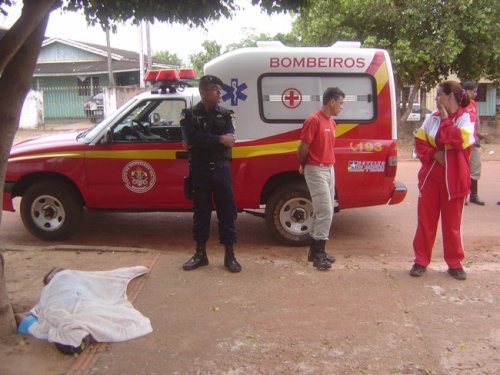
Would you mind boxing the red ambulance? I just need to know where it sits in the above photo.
[3,42,406,245]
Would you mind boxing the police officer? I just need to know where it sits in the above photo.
[180,75,241,273]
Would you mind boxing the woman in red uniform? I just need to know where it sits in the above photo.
[410,81,475,280]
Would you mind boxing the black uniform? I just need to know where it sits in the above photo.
[181,101,237,246]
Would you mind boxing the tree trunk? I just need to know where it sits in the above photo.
[0,253,17,335]
[0,0,57,336]
[0,0,60,74]
[397,76,422,138]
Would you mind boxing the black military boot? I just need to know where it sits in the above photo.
[224,244,242,273]
[312,240,332,270]
[307,238,318,262]
[469,179,485,205]
[324,247,336,263]
[307,238,335,263]
[183,243,209,270]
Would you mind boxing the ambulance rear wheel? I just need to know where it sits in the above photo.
[265,182,313,246]
[20,181,83,241]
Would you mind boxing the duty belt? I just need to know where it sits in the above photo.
[192,160,229,170]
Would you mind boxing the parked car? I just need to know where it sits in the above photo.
[406,104,431,122]
[83,92,104,122]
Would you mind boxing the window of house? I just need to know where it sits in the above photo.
[78,77,100,96]
[31,78,40,90]
[128,75,137,85]
[476,83,486,102]
[258,73,376,123]
[78,77,91,96]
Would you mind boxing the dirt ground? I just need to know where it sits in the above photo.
[0,124,499,374]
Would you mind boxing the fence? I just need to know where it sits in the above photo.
[41,85,103,120]
[19,85,148,129]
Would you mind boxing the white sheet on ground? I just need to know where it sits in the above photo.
[28,266,153,347]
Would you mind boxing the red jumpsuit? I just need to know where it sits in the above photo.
[412,108,475,269]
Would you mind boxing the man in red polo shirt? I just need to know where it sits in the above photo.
[463,81,485,205]
[297,87,345,270]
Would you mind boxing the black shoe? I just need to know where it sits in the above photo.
[313,253,332,270]
[469,195,485,205]
[409,263,426,277]
[308,248,335,263]
[183,252,209,271]
[54,334,91,355]
[325,252,336,263]
[448,267,467,280]
[224,255,242,273]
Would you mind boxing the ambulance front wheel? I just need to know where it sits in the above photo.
[265,182,313,246]
[20,180,83,241]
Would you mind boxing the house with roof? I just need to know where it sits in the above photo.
[33,36,172,120]
[419,74,499,128]
[0,27,172,122]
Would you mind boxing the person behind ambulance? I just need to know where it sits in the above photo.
[297,87,345,270]
[180,75,241,273]
[463,81,485,205]
[410,80,475,281]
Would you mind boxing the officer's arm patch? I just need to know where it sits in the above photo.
[181,108,189,121]
[226,110,236,130]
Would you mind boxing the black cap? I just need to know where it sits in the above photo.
[199,75,223,88]
[462,81,477,90]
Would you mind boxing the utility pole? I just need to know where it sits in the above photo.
[105,27,115,87]
[146,21,152,70]
[139,22,145,88]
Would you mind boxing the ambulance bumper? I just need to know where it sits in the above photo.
[388,181,407,205]
[3,182,15,212]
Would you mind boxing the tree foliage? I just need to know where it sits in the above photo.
[225,30,274,50]
[58,0,306,30]
[225,29,301,50]
[0,0,308,75]
[153,50,184,67]
[189,40,223,76]
[189,29,302,76]
[293,0,500,121]
[451,0,500,82]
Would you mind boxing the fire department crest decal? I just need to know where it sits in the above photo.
[122,160,156,193]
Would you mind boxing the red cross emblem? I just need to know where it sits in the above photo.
[281,88,302,109]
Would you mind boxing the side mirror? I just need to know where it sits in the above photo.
[149,112,161,125]
[102,128,113,144]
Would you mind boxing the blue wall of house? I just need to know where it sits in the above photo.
[477,85,497,117]
[35,42,109,119]
[35,76,108,119]
[34,42,143,120]
[39,43,106,62]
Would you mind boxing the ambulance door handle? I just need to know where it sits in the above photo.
[176,151,189,159]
